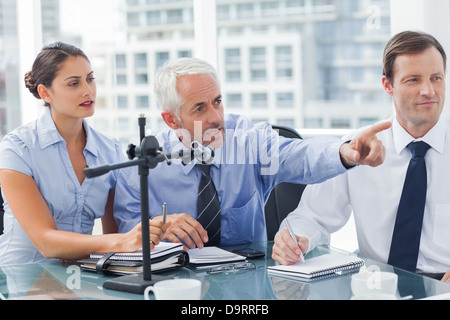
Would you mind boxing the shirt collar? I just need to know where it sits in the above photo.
[37,108,63,149]
[83,122,98,158]
[37,108,98,157]
[392,115,446,155]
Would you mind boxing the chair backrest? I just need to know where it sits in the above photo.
[0,188,3,235]
[264,125,307,241]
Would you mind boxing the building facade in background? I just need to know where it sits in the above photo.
[1,0,394,147]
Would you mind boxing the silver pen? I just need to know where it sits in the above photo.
[162,202,167,228]
[285,219,305,263]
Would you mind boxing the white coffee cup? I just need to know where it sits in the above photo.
[351,293,397,300]
[351,271,398,297]
[144,279,202,300]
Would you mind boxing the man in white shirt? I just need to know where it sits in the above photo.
[273,31,450,284]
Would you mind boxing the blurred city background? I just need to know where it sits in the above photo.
[2,0,450,250]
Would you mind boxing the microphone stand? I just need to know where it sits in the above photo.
[83,115,173,294]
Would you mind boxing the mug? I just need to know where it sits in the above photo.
[351,293,397,300]
[144,279,202,300]
[351,271,398,297]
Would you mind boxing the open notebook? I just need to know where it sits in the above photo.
[268,254,364,280]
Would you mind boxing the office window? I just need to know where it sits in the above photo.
[250,47,266,81]
[276,46,292,63]
[128,0,140,6]
[286,0,303,9]
[237,3,254,19]
[136,95,150,109]
[359,117,379,127]
[250,47,266,64]
[115,54,127,69]
[226,70,241,83]
[167,9,183,24]
[276,118,295,128]
[226,93,242,109]
[276,68,293,79]
[331,118,351,129]
[116,74,127,86]
[117,96,129,110]
[178,50,192,58]
[251,70,266,82]
[225,48,241,65]
[135,73,148,85]
[276,92,294,108]
[146,11,161,25]
[261,1,279,18]
[275,46,293,79]
[134,53,148,69]
[127,12,141,27]
[251,93,268,108]
[156,52,169,69]
[304,118,323,129]
[217,5,230,21]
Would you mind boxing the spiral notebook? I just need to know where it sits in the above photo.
[77,242,187,275]
[89,242,183,261]
[268,254,364,280]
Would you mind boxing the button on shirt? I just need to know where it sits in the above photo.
[0,108,125,265]
[114,114,348,246]
[282,115,450,274]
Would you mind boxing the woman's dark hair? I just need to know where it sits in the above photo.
[24,42,89,107]
[383,31,447,83]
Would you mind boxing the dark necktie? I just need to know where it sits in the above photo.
[388,141,431,272]
[196,164,221,246]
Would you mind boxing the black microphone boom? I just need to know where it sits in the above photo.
[83,116,172,294]
[83,159,145,179]
[82,120,216,294]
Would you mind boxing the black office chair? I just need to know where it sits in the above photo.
[0,187,3,235]
[264,125,307,241]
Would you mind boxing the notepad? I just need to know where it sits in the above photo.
[268,254,364,280]
[188,246,246,268]
[89,242,183,261]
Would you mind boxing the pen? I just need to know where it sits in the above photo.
[162,202,167,228]
[285,219,305,263]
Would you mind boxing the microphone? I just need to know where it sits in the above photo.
[191,141,215,165]
[168,149,192,166]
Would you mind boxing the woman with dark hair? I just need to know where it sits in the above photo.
[0,42,166,265]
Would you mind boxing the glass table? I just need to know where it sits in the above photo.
[1,242,449,300]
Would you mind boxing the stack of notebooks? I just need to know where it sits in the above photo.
[77,243,247,276]
[267,254,364,281]
[77,242,188,275]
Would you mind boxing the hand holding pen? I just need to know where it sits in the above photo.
[286,220,305,263]
[146,203,168,250]
[271,220,309,266]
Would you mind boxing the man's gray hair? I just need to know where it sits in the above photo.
[154,58,220,116]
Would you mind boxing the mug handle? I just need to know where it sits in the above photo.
[144,286,155,300]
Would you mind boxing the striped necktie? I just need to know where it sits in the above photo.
[388,141,430,272]
[196,164,221,246]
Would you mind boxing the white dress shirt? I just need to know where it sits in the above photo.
[281,115,450,274]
